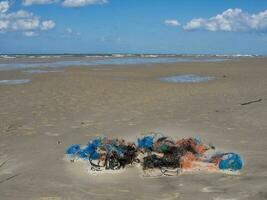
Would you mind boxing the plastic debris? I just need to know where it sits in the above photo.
[65,134,243,175]
[218,153,243,171]
[138,135,154,149]
[66,144,81,155]
[66,136,138,171]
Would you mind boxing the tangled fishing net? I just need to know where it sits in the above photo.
[65,133,243,176]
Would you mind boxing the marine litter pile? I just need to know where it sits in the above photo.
[66,134,243,176]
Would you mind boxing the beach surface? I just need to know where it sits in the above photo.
[0,58,267,200]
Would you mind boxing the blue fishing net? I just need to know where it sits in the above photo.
[218,152,243,171]
[66,144,81,155]
[66,138,102,160]
[65,135,244,172]
[138,135,154,149]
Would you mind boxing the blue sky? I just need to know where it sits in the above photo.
[0,0,267,54]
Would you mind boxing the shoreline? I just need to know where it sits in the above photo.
[0,54,262,71]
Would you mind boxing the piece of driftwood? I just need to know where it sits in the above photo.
[241,98,262,106]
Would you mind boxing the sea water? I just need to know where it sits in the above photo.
[160,74,215,83]
[0,54,229,71]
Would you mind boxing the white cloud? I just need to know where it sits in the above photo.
[12,18,40,30]
[23,31,38,37]
[165,19,180,27]
[22,0,58,6]
[65,27,73,34]
[97,35,122,44]
[0,0,9,13]
[0,20,8,31]
[3,10,34,20]
[63,27,80,37]
[41,20,55,30]
[62,0,108,7]
[184,8,267,32]
[0,1,55,35]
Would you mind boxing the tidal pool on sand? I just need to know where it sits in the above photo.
[24,69,63,74]
[160,74,215,83]
[0,79,31,85]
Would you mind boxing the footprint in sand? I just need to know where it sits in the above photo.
[4,123,23,132]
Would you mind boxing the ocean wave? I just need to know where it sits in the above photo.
[0,55,16,59]
[140,54,159,58]
[39,55,63,58]
[112,54,126,58]
[231,54,258,57]
[215,54,259,58]
[85,55,113,58]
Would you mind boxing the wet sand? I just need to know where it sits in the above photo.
[0,58,267,200]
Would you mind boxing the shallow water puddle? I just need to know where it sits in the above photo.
[24,69,62,74]
[160,74,215,83]
[0,79,31,85]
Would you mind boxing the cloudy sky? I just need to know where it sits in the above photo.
[0,0,267,54]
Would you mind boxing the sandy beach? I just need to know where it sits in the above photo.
[0,58,267,200]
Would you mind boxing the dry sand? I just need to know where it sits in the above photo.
[0,58,267,200]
